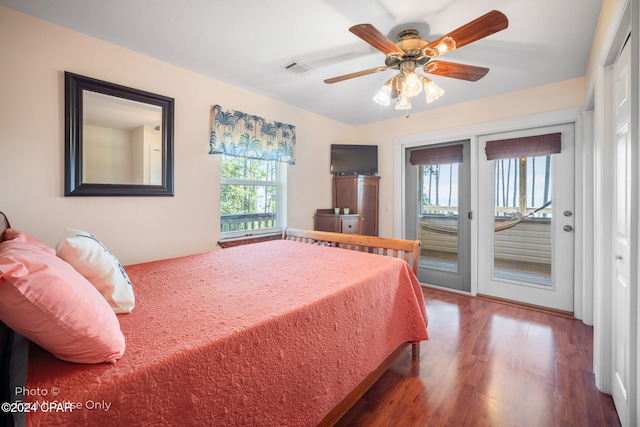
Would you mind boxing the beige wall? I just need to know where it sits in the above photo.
[0,7,358,265]
[0,6,589,264]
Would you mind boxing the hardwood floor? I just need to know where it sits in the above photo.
[335,287,621,427]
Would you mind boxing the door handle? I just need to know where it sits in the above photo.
[615,254,623,261]
[563,225,573,232]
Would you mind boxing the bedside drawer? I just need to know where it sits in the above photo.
[341,217,359,234]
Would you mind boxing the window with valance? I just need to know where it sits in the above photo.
[209,105,296,165]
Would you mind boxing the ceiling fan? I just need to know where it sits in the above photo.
[324,10,509,110]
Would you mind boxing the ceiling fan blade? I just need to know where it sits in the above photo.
[324,66,388,84]
[349,24,405,56]
[425,61,489,81]
[426,10,508,56]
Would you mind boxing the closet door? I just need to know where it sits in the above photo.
[357,176,379,236]
[611,39,632,427]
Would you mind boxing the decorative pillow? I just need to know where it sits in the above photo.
[0,229,125,364]
[56,228,134,314]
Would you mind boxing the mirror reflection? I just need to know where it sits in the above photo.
[82,91,163,185]
[64,71,174,196]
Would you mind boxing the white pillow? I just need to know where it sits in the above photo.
[56,228,135,313]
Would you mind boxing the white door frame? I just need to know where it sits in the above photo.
[393,108,587,319]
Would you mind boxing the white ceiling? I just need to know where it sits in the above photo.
[0,0,603,126]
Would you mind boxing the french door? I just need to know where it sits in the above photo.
[477,123,575,312]
[405,140,471,291]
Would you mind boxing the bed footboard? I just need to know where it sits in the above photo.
[282,228,420,275]
[282,229,424,424]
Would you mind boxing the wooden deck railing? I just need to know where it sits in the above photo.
[220,213,277,233]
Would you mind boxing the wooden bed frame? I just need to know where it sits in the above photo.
[281,228,422,426]
[282,228,420,275]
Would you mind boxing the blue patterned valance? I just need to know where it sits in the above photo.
[209,105,296,165]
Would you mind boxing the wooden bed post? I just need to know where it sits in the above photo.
[412,343,420,360]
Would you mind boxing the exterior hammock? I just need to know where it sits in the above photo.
[420,201,552,235]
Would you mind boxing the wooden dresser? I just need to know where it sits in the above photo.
[313,175,380,236]
[313,209,360,234]
[332,175,380,236]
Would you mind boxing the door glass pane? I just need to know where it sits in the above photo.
[493,156,552,286]
[418,163,459,272]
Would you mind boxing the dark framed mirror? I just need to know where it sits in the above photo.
[64,72,174,196]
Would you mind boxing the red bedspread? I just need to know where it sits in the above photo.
[25,240,428,426]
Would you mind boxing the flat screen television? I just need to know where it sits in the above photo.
[330,144,378,176]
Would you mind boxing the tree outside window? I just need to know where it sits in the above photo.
[220,155,281,236]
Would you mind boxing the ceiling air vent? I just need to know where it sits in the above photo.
[283,61,312,75]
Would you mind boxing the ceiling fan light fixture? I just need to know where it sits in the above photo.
[327,11,509,113]
[435,36,456,55]
[373,78,393,106]
[395,92,412,110]
[403,71,423,97]
[423,77,445,103]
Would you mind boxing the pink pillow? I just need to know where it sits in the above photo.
[0,229,125,364]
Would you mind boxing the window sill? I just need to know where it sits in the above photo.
[217,232,282,248]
